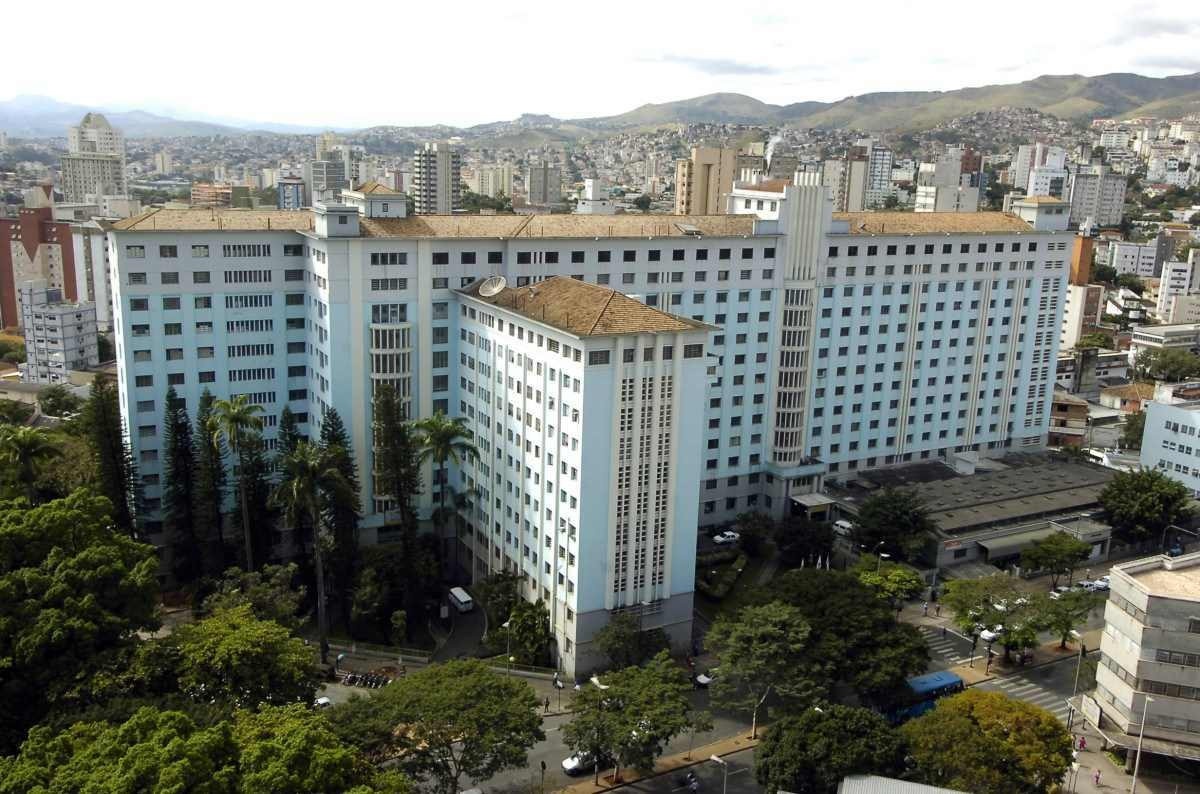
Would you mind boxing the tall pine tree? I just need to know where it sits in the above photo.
[372,383,421,530]
[83,374,139,535]
[193,389,227,573]
[277,405,302,457]
[320,408,361,615]
[162,386,200,583]
[231,432,274,569]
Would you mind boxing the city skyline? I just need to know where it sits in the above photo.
[3,0,1200,130]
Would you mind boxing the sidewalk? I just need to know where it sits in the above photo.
[1065,726,1189,794]
[556,729,761,794]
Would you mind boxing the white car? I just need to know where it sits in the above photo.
[1090,576,1110,592]
[711,530,741,545]
[562,751,604,776]
[979,626,1004,644]
[313,696,332,709]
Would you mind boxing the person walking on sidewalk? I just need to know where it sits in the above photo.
[1093,768,1101,787]
[1078,736,1087,751]
[935,603,941,617]
[922,601,929,616]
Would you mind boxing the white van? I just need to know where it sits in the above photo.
[833,519,855,536]
[448,586,474,613]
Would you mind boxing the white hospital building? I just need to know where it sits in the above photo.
[107,178,1073,674]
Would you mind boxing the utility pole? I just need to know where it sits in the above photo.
[1130,696,1154,794]
[709,755,728,794]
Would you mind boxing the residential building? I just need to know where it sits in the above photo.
[303,159,348,204]
[574,178,616,215]
[1048,389,1089,447]
[1027,165,1069,198]
[1060,283,1106,349]
[315,131,338,161]
[61,113,128,203]
[1129,322,1200,364]
[471,164,514,199]
[1087,551,1200,762]
[1069,165,1127,227]
[412,143,461,214]
[674,147,735,215]
[526,162,562,206]
[0,201,87,329]
[330,144,368,187]
[105,186,1074,668]
[189,183,250,208]
[1155,253,1199,318]
[154,152,174,175]
[1100,382,1156,414]
[727,179,788,220]
[1109,241,1159,277]
[1056,347,1129,397]
[840,139,895,210]
[1011,143,1066,192]
[277,177,305,210]
[18,279,98,383]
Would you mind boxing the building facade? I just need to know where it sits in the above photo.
[674,147,735,215]
[1069,165,1127,227]
[526,162,562,206]
[61,113,127,203]
[277,177,305,210]
[0,204,85,329]
[1091,551,1200,761]
[106,189,1073,671]
[471,164,514,199]
[1110,241,1159,277]
[412,143,461,214]
[18,279,99,383]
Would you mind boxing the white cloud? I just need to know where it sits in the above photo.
[1,0,1197,128]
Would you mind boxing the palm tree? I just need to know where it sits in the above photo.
[414,413,478,578]
[271,440,350,664]
[208,395,264,570]
[0,425,61,505]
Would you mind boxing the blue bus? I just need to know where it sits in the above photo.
[886,671,965,723]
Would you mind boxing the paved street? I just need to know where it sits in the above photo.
[916,623,980,669]
[973,653,1089,725]
[618,748,759,794]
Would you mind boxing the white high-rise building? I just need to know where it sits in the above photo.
[527,162,562,206]
[106,185,1073,673]
[1109,241,1158,277]
[19,279,99,383]
[154,152,174,175]
[61,113,127,202]
[1011,143,1066,192]
[412,143,461,214]
[574,178,615,215]
[471,164,514,199]
[1069,165,1128,227]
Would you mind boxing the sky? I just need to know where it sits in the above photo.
[3,0,1200,129]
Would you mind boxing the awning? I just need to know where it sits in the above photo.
[790,493,836,508]
[976,526,1061,558]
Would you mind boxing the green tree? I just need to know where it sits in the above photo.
[1093,262,1118,283]
[326,659,543,794]
[684,709,713,760]
[774,515,834,567]
[1136,347,1200,381]
[941,574,1024,636]
[0,425,60,504]
[1122,410,1146,450]
[1019,531,1092,587]
[193,389,228,572]
[36,383,81,417]
[755,706,906,794]
[853,558,925,609]
[83,374,139,534]
[201,563,307,631]
[373,383,422,529]
[162,386,201,583]
[592,611,670,670]
[853,487,934,561]
[504,598,552,665]
[632,194,652,212]
[0,399,34,425]
[562,651,691,781]
[1100,468,1193,542]
[1115,273,1144,294]
[320,408,362,614]
[233,704,366,793]
[0,491,159,753]
[209,395,264,569]
[231,433,274,569]
[277,405,302,457]
[706,602,822,738]
[415,413,478,575]
[1039,590,1099,649]
[272,440,353,664]
[1075,331,1114,349]
[903,690,1072,794]
[164,604,319,709]
[734,511,775,557]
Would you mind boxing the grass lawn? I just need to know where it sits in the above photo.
[694,550,772,624]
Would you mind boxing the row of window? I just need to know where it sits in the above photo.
[829,241,1041,258]
[126,243,296,259]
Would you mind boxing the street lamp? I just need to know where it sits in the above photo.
[502,619,512,677]
[1067,630,1086,731]
[709,755,728,794]
[877,552,892,573]
[1130,696,1154,794]
[1160,524,1199,554]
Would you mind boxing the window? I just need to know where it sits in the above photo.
[283,244,303,256]
[488,251,503,264]
[160,271,179,285]
[128,272,147,285]
[125,245,146,259]
[191,245,209,258]
[432,277,448,289]
[370,252,406,265]
[432,252,449,265]
[571,251,585,264]
[129,298,149,311]
[192,271,211,284]
[194,296,212,309]
[162,297,181,310]
[166,347,184,360]
[588,350,610,365]
[159,245,178,258]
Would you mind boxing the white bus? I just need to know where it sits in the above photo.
[448,587,474,613]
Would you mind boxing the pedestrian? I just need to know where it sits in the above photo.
[1078,736,1087,751]
[544,696,551,713]
[935,603,941,617]
[1093,769,1101,787]
[941,625,947,639]
[922,601,929,616]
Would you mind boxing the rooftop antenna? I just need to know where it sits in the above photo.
[478,275,507,297]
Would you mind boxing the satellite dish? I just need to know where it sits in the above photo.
[478,275,507,297]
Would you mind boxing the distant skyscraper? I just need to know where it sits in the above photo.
[277,177,305,210]
[153,152,173,174]
[1068,164,1126,227]
[315,131,338,161]
[304,160,348,204]
[471,164,514,198]
[412,143,461,214]
[526,161,562,206]
[60,113,127,202]
[674,147,735,215]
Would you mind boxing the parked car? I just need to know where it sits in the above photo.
[1091,576,1110,591]
[693,670,715,688]
[562,751,607,776]
[313,696,332,709]
[711,530,740,545]
[979,626,1004,644]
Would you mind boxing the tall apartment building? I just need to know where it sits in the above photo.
[1109,241,1159,277]
[1011,143,1065,192]
[412,143,461,214]
[1087,551,1200,762]
[1155,252,1200,319]
[1069,165,1127,227]
[914,153,980,213]
[154,152,174,175]
[277,177,305,210]
[0,200,87,329]
[526,162,562,206]
[190,183,250,208]
[471,164,514,198]
[303,160,348,204]
[18,279,99,383]
[60,113,127,203]
[1027,165,1069,198]
[674,147,735,215]
[106,184,1072,673]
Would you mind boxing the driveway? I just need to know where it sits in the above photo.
[432,604,486,661]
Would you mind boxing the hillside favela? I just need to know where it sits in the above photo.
[2,2,1200,792]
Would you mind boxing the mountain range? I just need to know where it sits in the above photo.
[5,70,1200,140]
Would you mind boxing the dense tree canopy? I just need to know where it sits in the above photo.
[755,706,906,794]
[1122,410,1146,450]
[1100,468,1193,542]
[853,487,935,561]
[903,690,1072,794]
[592,611,671,670]
[201,564,307,631]
[0,491,159,753]
[1019,531,1092,588]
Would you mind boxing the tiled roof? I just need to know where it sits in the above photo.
[832,211,1034,235]
[458,275,711,338]
[361,213,758,239]
[111,208,313,232]
[1012,195,1069,204]
[1100,382,1156,400]
[353,180,402,195]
